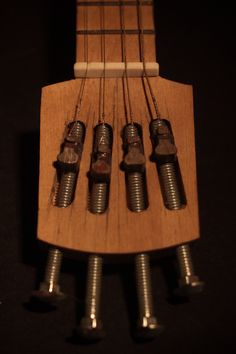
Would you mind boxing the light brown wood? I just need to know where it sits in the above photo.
[76,0,156,62]
[38,76,199,254]
[37,1,200,253]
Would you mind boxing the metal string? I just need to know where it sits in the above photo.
[73,0,89,121]
[119,0,134,124]
[137,0,161,120]
[98,0,106,124]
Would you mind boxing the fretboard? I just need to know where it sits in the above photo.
[76,0,156,63]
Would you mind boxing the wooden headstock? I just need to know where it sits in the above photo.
[37,0,199,254]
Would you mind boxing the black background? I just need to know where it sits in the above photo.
[0,1,236,353]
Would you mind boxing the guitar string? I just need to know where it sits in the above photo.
[49,1,89,205]
[137,0,161,121]
[98,0,106,124]
[73,0,89,122]
[119,0,134,124]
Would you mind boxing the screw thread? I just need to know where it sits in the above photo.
[176,244,194,277]
[95,123,112,146]
[124,123,139,142]
[159,162,182,210]
[89,123,112,214]
[56,172,77,208]
[123,123,148,212]
[89,182,108,214]
[85,255,103,319]
[126,172,148,212]
[135,253,154,318]
[68,120,85,141]
[44,248,62,292]
[150,118,165,136]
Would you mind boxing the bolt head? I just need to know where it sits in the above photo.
[31,282,66,304]
[77,317,105,342]
[175,275,204,297]
[135,316,164,340]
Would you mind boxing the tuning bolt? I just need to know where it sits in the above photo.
[135,253,163,339]
[32,248,64,303]
[78,255,105,341]
[175,244,204,296]
[122,123,162,338]
[150,118,204,296]
[32,121,86,305]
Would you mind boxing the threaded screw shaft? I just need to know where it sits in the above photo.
[85,255,103,320]
[123,123,148,212]
[89,182,108,214]
[177,244,194,278]
[150,119,203,295]
[94,123,112,146]
[43,248,63,293]
[135,254,154,318]
[175,244,204,296]
[78,255,104,340]
[124,122,139,142]
[126,172,148,212]
[89,123,112,214]
[57,172,77,207]
[122,123,160,334]
[56,120,85,208]
[159,162,182,210]
[33,121,85,302]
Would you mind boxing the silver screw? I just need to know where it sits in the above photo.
[56,172,77,207]
[89,123,112,214]
[32,121,85,304]
[32,248,64,303]
[135,254,163,339]
[150,119,204,296]
[78,255,104,340]
[89,182,108,214]
[123,123,148,212]
[175,244,204,296]
[77,123,112,340]
[122,123,161,338]
[56,120,85,207]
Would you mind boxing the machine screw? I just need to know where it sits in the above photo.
[32,121,85,305]
[56,120,85,207]
[150,118,203,297]
[122,124,161,338]
[89,123,112,214]
[78,255,104,341]
[135,253,163,339]
[175,244,204,296]
[32,248,65,303]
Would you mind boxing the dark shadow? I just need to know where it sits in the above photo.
[18,131,40,267]
[23,298,58,313]
[44,0,76,84]
[66,259,93,345]
[18,131,53,313]
[118,262,138,339]
[158,255,189,305]
[18,131,53,311]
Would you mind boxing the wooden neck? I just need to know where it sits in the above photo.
[76,0,156,63]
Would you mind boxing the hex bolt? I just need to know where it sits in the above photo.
[122,124,161,338]
[32,121,85,305]
[150,119,203,297]
[32,248,65,303]
[56,120,85,207]
[78,255,105,341]
[175,244,204,296]
[135,253,163,339]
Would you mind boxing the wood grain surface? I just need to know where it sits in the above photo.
[76,0,156,62]
[38,76,199,253]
